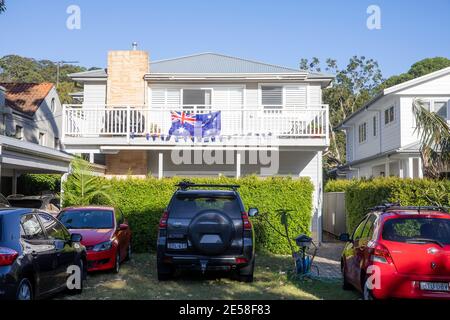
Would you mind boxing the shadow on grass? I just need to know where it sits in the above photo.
[57,252,358,300]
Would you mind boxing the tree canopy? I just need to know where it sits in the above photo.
[0,55,100,104]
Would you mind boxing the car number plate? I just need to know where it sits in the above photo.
[420,282,450,292]
[168,242,187,250]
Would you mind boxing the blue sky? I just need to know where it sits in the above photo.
[1,0,449,77]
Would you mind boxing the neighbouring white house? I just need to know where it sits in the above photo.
[0,83,72,195]
[336,67,450,179]
[64,48,334,241]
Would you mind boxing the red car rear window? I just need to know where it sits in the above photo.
[382,217,450,245]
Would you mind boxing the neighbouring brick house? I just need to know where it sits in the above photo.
[0,83,72,195]
[64,47,334,241]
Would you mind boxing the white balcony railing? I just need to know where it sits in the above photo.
[62,105,329,145]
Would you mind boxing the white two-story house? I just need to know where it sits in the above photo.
[64,48,334,241]
[337,67,450,179]
[0,82,72,195]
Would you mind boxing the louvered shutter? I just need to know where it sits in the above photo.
[285,85,307,108]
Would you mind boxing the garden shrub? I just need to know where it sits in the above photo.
[63,176,314,254]
[17,174,61,195]
[325,177,450,233]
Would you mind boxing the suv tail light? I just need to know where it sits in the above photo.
[159,211,169,229]
[0,247,19,266]
[368,242,393,264]
[242,212,252,230]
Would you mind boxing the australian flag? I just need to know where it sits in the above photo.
[169,111,221,138]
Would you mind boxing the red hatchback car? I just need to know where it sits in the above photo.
[341,205,450,300]
[58,206,132,273]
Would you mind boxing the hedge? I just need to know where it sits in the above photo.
[17,174,62,195]
[63,176,314,255]
[325,177,450,233]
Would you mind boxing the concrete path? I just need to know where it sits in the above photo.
[311,239,345,279]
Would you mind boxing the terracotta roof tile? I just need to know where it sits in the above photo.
[0,82,54,115]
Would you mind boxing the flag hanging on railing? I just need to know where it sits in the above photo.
[169,111,221,138]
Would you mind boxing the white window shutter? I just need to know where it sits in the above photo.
[151,88,165,106]
[285,85,307,108]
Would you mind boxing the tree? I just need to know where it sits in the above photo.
[413,99,450,178]
[0,1,6,13]
[63,158,113,206]
[378,57,450,91]
[0,54,98,104]
[300,56,384,168]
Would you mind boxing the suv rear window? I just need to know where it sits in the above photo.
[170,195,241,218]
[382,217,450,245]
[9,199,43,209]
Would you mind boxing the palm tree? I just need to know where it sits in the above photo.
[63,157,113,206]
[413,99,450,178]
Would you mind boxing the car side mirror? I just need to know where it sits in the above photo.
[339,233,351,242]
[70,233,83,243]
[119,223,129,231]
[248,208,259,217]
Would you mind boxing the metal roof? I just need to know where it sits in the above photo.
[68,53,334,79]
[150,52,305,74]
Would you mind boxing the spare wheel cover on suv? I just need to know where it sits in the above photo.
[189,209,235,255]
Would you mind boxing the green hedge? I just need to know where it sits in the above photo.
[325,178,450,233]
[63,176,314,254]
[17,174,61,195]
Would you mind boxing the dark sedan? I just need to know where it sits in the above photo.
[0,208,86,300]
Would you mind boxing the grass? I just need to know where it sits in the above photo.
[59,253,358,300]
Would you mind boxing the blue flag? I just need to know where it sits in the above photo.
[169,111,221,138]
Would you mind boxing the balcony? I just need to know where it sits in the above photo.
[62,105,329,149]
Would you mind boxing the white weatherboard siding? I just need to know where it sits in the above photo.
[83,82,107,106]
[396,72,450,95]
[308,84,322,106]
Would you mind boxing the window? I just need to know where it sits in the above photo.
[15,125,23,140]
[352,217,369,241]
[382,218,450,245]
[384,106,395,125]
[434,101,448,120]
[261,86,283,108]
[38,213,70,241]
[358,122,367,143]
[58,209,114,229]
[39,132,46,146]
[21,214,46,240]
[182,89,212,106]
[373,116,378,136]
[50,98,56,113]
[115,208,125,225]
[361,215,377,240]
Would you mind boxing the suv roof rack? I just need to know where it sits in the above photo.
[176,181,240,191]
[369,203,449,214]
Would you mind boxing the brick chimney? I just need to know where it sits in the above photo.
[106,49,149,105]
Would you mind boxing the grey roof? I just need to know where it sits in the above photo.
[69,53,334,79]
[68,69,107,78]
[151,52,311,74]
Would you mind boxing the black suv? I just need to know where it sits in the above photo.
[157,182,258,282]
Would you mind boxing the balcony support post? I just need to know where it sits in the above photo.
[126,105,131,144]
[236,152,241,179]
[158,152,164,180]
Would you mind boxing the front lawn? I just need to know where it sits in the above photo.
[59,253,358,300]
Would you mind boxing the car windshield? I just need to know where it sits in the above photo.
[58,209,114,229]
[382,217,450,245]
[8,199,43,209]
[170,194,241,218]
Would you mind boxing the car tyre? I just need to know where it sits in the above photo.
[16,278,33,300]
[157,263,174,281]
[69,258,85,295]
[363,277,375,300]
[342,261,353,290]
[113,250,120,274]
[125,242,132,261]
[237,259,255,283]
